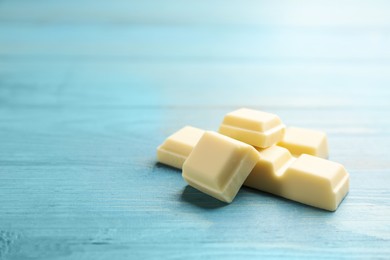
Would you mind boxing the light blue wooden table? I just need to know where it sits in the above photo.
[1,1,390,259]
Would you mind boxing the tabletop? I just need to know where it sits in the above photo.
[1,0,390,259]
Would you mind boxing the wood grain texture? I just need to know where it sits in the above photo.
[0,0,390,259]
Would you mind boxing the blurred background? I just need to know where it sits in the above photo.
[1,0,390,259]
[1,0,390,172]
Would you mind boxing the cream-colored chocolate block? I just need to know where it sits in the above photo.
[282,154,349,211]
[278,127,329,158]
[157,126,205,169]
[245,151,349,211]
[244,146,294,195]
[182,131,259,203]
[219,108,285,148]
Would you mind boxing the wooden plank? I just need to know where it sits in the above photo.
[1,61,390,107]
[1,0,390,27]
[1,25,390,61]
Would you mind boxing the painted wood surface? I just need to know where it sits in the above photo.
[0,0,389,259]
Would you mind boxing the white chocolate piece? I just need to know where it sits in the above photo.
[282,154,349,211]
[157,126,205,169]
[245,149,349,211]
[278,127,329,158]
[182,131,259,203]
[219,108,285,148]
[244,146,294,195]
